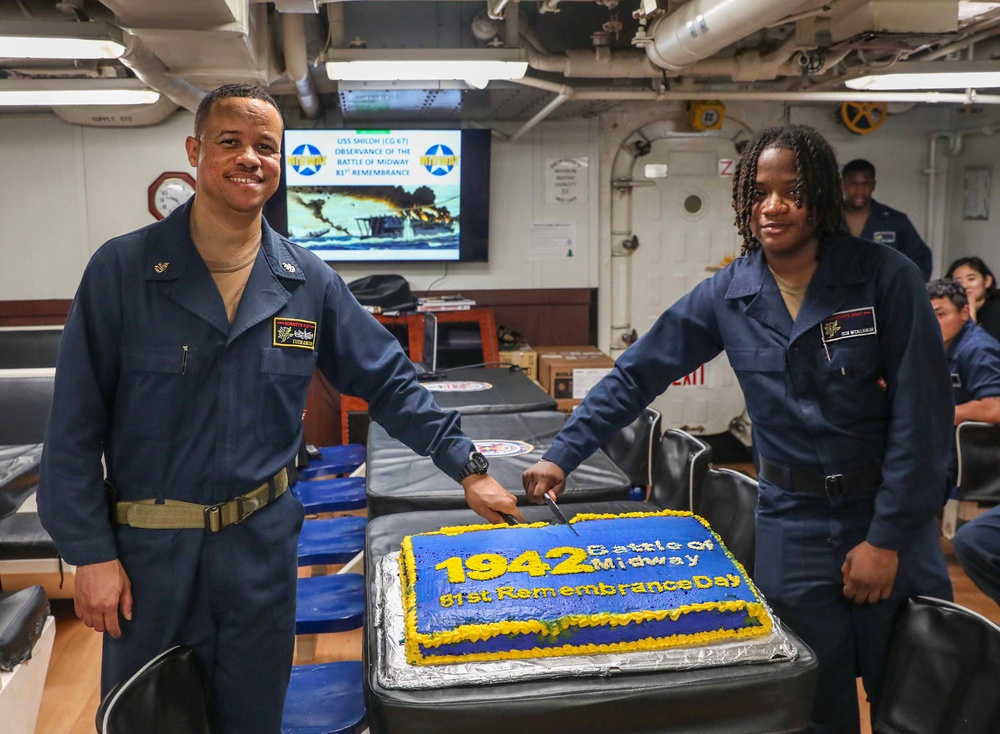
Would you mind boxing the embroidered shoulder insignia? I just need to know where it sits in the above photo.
[154,262,169,273]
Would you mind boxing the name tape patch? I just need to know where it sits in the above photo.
[273,318,317,349]
[821,307,877,343]
[873,231,896,244]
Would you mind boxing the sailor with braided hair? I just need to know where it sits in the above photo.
[524,123,954,732]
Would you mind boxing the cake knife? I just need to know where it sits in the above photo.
[544,493,580,536]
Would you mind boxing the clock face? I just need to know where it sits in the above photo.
[149,173,196,220]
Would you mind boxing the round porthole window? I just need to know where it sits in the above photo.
[684,194,704,214]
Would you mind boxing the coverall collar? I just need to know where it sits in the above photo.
[725,237,868,343]
[141,199,305,342]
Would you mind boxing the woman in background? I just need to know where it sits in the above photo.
[947,256,1000,341]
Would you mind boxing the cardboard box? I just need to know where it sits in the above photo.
[537,346,614,400]
[498,345,538,381]
[556,398,580,415]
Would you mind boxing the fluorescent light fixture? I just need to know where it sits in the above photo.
[0,20,125,59]
[0,79,159,106]
[846,62,1000,91]
[326,48,528,83]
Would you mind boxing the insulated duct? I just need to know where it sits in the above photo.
[119,33,205,113]
[646,0,819,71]
[51,94,179,127]
[281,13,321,117]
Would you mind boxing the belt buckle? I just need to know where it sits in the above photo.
[825,474,844,500]
[204,504,224,533]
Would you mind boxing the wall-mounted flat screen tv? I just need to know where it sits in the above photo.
[266,128,490,263]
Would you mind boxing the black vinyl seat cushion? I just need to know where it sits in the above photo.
[0,374,54,445]
[365,411,630,518]
[0,585,49,671]
[650,429,712,512]
[956,421,1000,503]
[363,501,818,734]
[0,512,59,561]
[426,366,557,415]
[601,407,661,488]
[0,444,42,521]
[694,468,758,578]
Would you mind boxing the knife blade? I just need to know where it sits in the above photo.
[544,493,580,536]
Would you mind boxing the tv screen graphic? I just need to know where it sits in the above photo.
[279,129,489,263]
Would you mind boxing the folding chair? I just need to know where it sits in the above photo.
[649,428,712,512]
[292,477,367,514]
[282,660,365,734]
[694,467,758,577]
[601,407,662,502]
[298,444,366,480]
[874,596,1000,734]
[942,421,1000,539]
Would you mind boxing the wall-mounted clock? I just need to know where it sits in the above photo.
[148,172,196,220]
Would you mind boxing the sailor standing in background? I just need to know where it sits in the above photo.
[842,158,933,280]
[37,83,522,734]
[524,125,954,733]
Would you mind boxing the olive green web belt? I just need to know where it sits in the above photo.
[115,468,289,534]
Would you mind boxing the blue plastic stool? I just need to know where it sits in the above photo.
[300,444,366,480]
[297,517,366,567]
[296,574,365,635]
[292,476,367,514]
[282,660,365,734]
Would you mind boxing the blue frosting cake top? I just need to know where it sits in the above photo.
[405,512,761,635]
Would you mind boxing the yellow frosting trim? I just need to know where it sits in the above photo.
[399,509,772,665]
[413,621,771,665]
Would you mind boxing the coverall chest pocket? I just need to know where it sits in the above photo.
[727,347,787,423]
[816,339,888,422]
[257,348,318,444]
[119,346,199,442]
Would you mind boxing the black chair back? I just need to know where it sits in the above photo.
[0,328,61,369]
[96,646,211,734]
[649,428,711,511]
[600,408,662,489]
[0,371,54,445]
[956,421,1000,503]
[874,596,1000,734]
[695,467,757,577]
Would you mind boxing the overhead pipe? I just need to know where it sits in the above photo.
[119,33,205,113]
[645,0,819,71]
[281,12,321,117]
[524,37,802,81]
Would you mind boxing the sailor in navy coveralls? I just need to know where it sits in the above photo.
[37,84,521,733]
[524,126,954,733]
[842,158,932,280]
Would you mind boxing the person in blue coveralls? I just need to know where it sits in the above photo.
[928,278,1000,606]
[523,125,954,733]
[37,84,523,734]
[946,256,1000,342]
[842,158,933,280]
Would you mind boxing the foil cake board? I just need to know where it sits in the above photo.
[374,553,798,691]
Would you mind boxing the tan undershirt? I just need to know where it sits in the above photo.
[769,267,809,321]
[202,246,260,323]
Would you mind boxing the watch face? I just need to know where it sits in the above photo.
[152,176,195,219]
[471,451,489,472]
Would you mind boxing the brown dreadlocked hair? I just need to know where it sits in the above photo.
[731,124,847,255]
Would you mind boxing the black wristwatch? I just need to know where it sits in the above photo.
[456,450,489,482]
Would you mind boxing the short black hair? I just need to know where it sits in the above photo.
[927,278,969,309]
[193,83,281,139]
[946,256,998,291]
[842,159,876,179]
[732,124,846,255]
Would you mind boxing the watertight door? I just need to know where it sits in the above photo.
[628,136,746,437]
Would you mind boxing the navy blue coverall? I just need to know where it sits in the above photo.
[543,236,954,733]
[947,321,1000,606]
[37,200,473,733]
[851,199,932,280]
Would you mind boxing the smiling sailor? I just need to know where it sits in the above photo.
[524,125,954,733]
[37,83,522,734]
